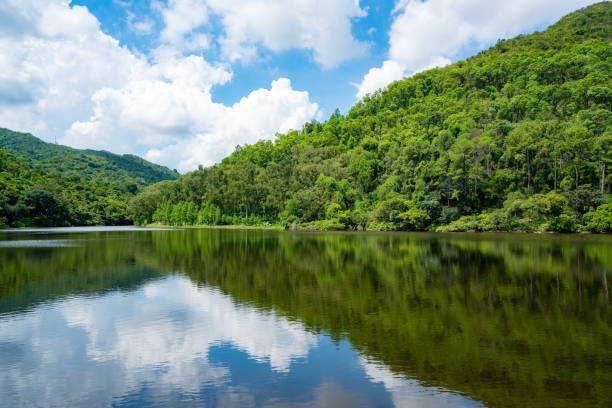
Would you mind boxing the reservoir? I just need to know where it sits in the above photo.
[1,228,610,407]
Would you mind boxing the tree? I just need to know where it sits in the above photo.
[503,121,542,194]
[560,125,594,190]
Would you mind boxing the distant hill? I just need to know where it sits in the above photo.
[0,128,179,186]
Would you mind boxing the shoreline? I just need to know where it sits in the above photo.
[142,223,603,234]
[0,223,605,234]
[144,223,284,231]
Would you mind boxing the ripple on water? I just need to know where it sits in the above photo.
[0,239,80,248]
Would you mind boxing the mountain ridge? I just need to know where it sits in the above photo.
[0,128,179,186]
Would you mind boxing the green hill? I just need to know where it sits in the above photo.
[0,128,179,186]
[129,2,612,232]
[0,129,179,227]
[0,147,134,227]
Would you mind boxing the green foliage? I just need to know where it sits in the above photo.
[303,218,347,231]
[125,3,611,232]
[549,214,578,232]
[0,128,180,227]
[0,147,134,227]
[437,192,577,232]
[371,197,430,230]
[585,202,612,232]
[0,128,179,186]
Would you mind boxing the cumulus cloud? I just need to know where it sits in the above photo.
[66,75,317,172]
[354,60,405,99]
[0,0,142,139]
[153,0,369,67]
[159,0,210,51]
[148,77,318,171]
[356,0,599,98]
[0,0,321,172]
[205,0,368,68]
[63,54,232,151]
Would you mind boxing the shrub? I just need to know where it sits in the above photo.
[303,219,346,231]
[372,197,431,230]
[436,215,479,232]
[549,214,577,232]
[440,206,460,224]
[584,203,612,232]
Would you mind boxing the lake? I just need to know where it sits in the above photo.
[1,227,611,407]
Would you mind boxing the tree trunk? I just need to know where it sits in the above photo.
[526,149,531,195]
[574,163,579,190]
[553,157,557,192]
[244,197,248,223]
[601,162,606,194]
[462,153,468,198]
[474,153,478,195]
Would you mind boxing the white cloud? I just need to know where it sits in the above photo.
[144,78,319,172]
[355,60,405,99]
[195,0,368,68]
[127,12,154,35]
[159,0,210,51]
[64,67,317,172]
[0,0,320,172]
[154,0,370,67]
[0,0,141,139]
[356,0,599,98]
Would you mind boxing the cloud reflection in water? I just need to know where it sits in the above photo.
[0,274,481,407]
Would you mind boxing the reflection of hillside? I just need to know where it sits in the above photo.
[0,231,165,314]
[146,230,612,408]
[1,229,611,407]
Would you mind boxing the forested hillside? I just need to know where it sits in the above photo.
[0,147,134,227]
[0,128,179,186]
[127,3,612,232]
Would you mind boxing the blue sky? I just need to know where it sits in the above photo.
[72,0,397,117]
[0,0,598,171]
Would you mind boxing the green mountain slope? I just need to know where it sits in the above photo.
[0,147,133,227]
[129,2,612,232]
[0,128,179,186]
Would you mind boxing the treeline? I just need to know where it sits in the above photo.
[0,147,134,227]
[129,3,610,232]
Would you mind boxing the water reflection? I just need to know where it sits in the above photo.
[0,273,478,407]
[0,228,611,407]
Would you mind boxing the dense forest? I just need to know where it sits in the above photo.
[128,3,612,232]
[0,132,178,227]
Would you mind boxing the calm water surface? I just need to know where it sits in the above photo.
[0,227,611,407]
